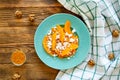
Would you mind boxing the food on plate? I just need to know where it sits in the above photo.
[42,20,79,58]
[11,49,26,66]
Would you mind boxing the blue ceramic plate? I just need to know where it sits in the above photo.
[34,13,90,70]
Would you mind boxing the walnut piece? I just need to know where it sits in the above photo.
[29,14,35,22]
[88,59,95,67]
[108,53,114,60]
[15,10,22,18]
[12,73,21,80]
[112,30,119,37]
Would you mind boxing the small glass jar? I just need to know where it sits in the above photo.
[11,49,26,66]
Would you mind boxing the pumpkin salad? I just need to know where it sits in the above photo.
[42,20,79,58]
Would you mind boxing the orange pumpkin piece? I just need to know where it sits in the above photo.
[52,32,57,50]
[70,43,78,49]
[51,27,57,33]
[60,48,70,57]
[42,36,52,55]
[60,43,78,57]
[64,20,72,34]
[57,25,65,43]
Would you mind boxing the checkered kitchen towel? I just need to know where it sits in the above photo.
[56,0,120,80]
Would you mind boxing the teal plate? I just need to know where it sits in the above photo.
[34,13,91,70]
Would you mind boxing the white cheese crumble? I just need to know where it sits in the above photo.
[53,54,57,57]
[47,30,52,35]
[63,42,69,47]
[68,34,73,37]
[69,38,75,42]
[67,57,70,59]
[65,32,73,38]
[65,32,73,37]
[56,34,60,39]
[56,42,65,50]
[47,35,52,41]
[47,41,52,48]
[72,29,76,33]
[65,32,69,36]
[64,37,67,41]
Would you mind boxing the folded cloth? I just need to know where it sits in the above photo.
[56,0,120,80]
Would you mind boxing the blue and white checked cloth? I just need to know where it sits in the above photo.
[56,0,120,80]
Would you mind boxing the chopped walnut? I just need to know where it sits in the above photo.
[108,53,114,60]
[15,10,22,18]
[112,30,119,37]
[88,59,95,67]
[29,14,35,22]
[12,72,21,80]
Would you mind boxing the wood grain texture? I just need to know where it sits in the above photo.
[0,0,61,8]
[0,0,83,80]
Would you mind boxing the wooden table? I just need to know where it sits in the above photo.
[0,0,82,80]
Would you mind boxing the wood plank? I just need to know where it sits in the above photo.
[0,0,61,8]
[0,27,35,44]
[0,64,58,80]
[0,7,82,27]
[0,7,67,27]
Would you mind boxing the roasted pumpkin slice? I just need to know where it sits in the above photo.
[60,43,78,57]
[56,25,65,42]
[70,43,78,50]
[52,32,57,50]
[64,20,72,34]
[60,48,70,58]
[42,36,52,55]
[51,27,57,33]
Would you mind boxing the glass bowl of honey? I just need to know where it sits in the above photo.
[11,49,26,66]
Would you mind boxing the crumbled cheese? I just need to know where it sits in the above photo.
[69,38,75,42]
[72,29,76,33]
[65,32,69,36]
[54,27,57,29]
[56,42,65,50]
[76,38,78,42]
[47,41,52,48]
[63,42,69,47]
[47,30,52,35]
[65,32,72,37]
[64,37,67,41]
[53,54,57,57]
[48,35,52,41]
[56,34,60,39]
[56,42,62,50]
[68,34,73,37]
[61,47,65,50]
[57,42,62,47]
[67,57,70,59]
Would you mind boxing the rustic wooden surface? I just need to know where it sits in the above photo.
[0,0,82,80]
